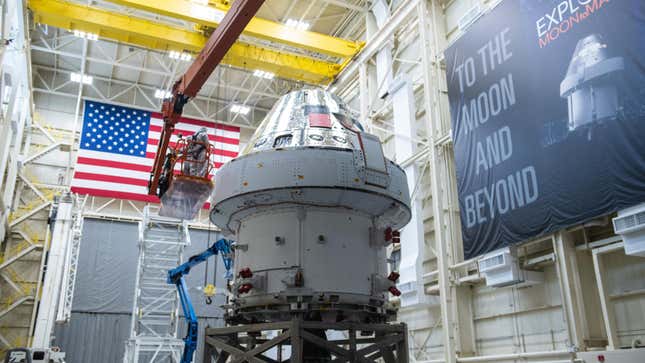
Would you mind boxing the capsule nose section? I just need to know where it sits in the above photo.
[159,176,213,220]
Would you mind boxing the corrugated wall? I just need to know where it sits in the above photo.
[53,218,227,363]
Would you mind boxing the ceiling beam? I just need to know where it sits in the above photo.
[334,0,418,87]
[103,0,363,58]
[322,0,368,13]
[30,45,281,100]
[32,64,273,112]
[29,0,340,84]
[33,86,260,130]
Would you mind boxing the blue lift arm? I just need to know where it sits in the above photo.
[167,238,233,363]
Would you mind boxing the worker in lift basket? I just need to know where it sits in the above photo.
[183,126,210,178]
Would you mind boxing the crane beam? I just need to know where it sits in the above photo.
[29,0,339,84]
[104,0,363,58]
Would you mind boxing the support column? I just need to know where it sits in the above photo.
[32,194,74,348]
[371,0,394,100]
[592,244,622,350]
[65,37,88,185]
[0,0,49,351]
[417,0,461,361]
[553,231,590,351]
[0,0,31,216]
[390,75,427,308]
[359,63,370,132]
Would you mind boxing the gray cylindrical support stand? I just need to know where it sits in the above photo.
[203,319,409,363]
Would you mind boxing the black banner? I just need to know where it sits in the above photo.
[445,0,645,258]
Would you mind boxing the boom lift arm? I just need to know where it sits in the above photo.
[148,0,265,196]
[167,238,234,363]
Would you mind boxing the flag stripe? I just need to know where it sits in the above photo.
[143,140,238,158]
[150,113,240,132]
[75,163,151,180]
[146,135,239,151]
[142,150,234,163]
[72,178,149,195]
[148,125,240,145]
[74,171,149,187]
[148,123,240,140]
[75,162,221,179]
[74,166,218,183]
[71,186,159,203]
[77,156,152,172]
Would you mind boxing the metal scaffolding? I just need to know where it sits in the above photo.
[55,195,87,324]
[123,206,190,363]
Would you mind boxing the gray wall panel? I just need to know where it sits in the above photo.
[55,218,226,362]
[54,313,224,363]
[54,313,131,363]
[72,219,138,313]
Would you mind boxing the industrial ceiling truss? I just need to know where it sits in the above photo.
[28,0,364,85]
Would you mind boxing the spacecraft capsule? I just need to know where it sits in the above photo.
[560,34,625,131]
[211,88,412,323]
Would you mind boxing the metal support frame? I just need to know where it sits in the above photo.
[553,231,590,351]
[0,0,54,352]
[592,242,623,350]
[390,75,428,308]
[334,0,418,88]
[347,1,477,361]
[417,1,458,362]
[102,0,363,58]
[31,63,265,129]
[55,195,87,323]
[32,193,75,348]
[123,206,190,363]
[203,319,409,363]
[29,0,340,85]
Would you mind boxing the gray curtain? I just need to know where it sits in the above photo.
[54,218,226,363]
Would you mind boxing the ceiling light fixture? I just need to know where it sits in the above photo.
[285,19,310,31]
[70,72,93,85]
[253,70,275,80]
[72,30,98,41]
[231,104,250,115]
[154,89,172,99]
[169,51,192,61]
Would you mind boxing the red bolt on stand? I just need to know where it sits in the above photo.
[388,272,400,282]
[388,286,401,296]
[238,283,253,294]
[239,267,253,278]
[384,227,393,241]
[391,230,401,244]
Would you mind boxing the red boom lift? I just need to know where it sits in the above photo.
[147,0,265,219]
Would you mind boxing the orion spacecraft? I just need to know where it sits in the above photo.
[210,88,412,324]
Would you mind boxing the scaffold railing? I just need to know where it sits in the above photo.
[123,206,189,363]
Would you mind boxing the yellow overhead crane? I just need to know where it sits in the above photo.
[28,0,363,84]
[104,0,362,59]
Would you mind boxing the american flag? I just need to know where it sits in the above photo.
[71,100,240,203]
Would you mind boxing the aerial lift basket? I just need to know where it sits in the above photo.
[158,138,215,220]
